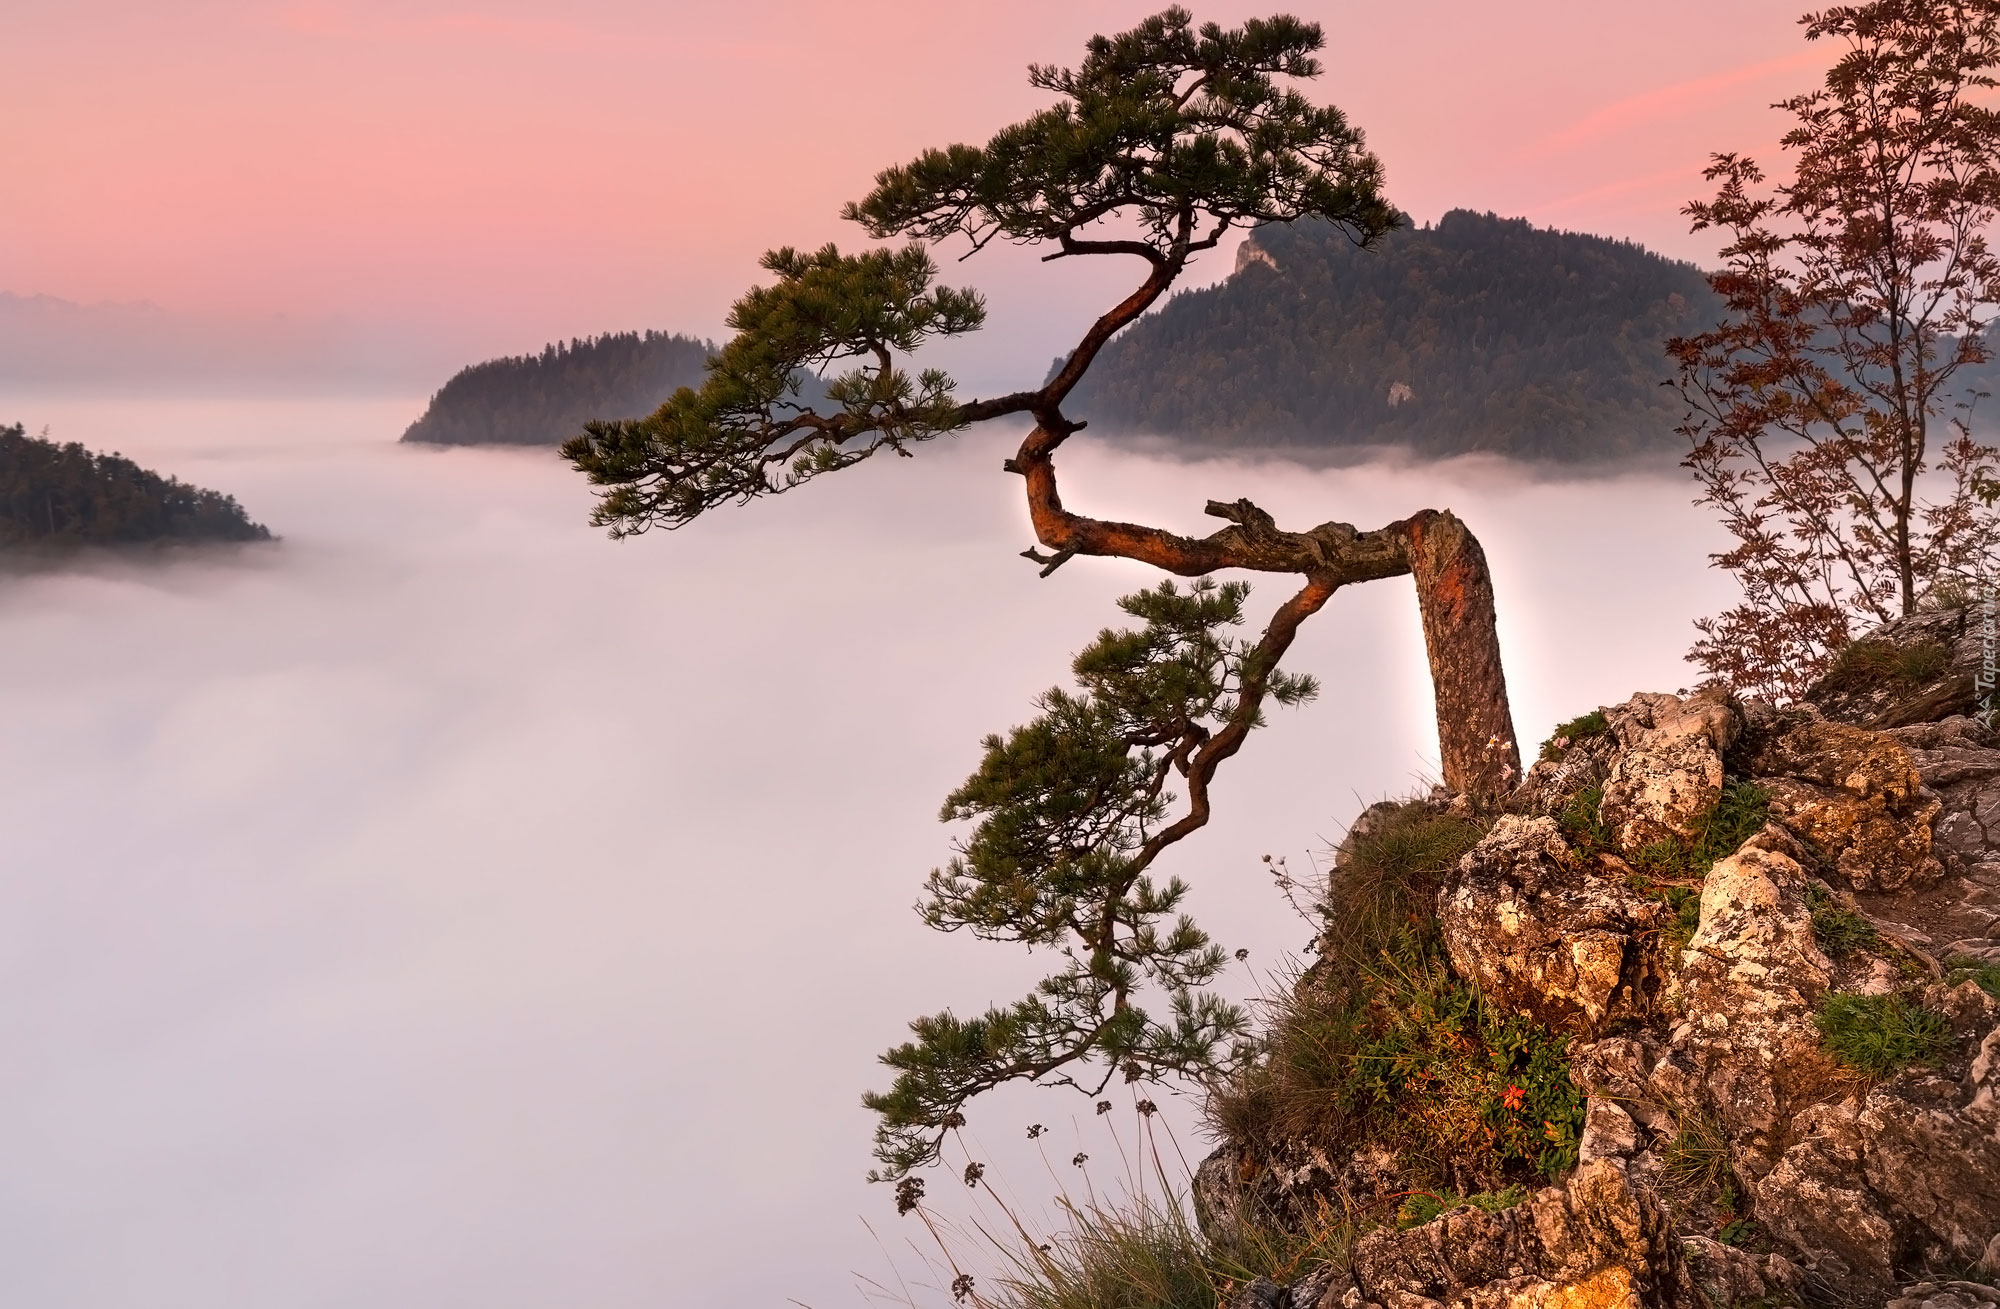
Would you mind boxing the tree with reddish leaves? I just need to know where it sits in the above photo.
[565,8,1521,1180]
[1672,0,2000,702]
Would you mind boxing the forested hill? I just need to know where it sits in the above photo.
[401,331,714,446]
[1065,209,1723,461]
[1,423,271,547]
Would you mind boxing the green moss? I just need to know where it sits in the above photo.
[1394,1184,1528,1229]
[1539,709,1610,761]
[1805,883,1882,960]
[1816,992,1953,1076]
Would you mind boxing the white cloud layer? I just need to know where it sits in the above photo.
[0,395,1732,1307]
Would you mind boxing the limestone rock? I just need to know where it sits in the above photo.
[1575,1099,1638,1166]
[1675,1236,1804,1307]
[1596,689,1740,852]
[1879,716,2000,949]
[1437,817,1670,1036]
[1663,841,1832,1175]
[1749,716,1943,891]
[1804,603,1988,730]
[1756,994,2000,1298]
[1885,1283,2000,1309]
[1332,1160,1691,1309]
[1513,724,1619,817]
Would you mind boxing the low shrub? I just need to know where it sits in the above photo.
[1815,993,1952,1076]
[1717,1217,1759,1249]
[1210,930,1584,1193]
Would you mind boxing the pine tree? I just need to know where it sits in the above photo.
[563,8,1522,1180]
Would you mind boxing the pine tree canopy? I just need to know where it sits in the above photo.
[844,10,1392,262]
[563,6,1396,537]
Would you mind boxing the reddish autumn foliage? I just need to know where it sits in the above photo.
[1671,0,2000,701]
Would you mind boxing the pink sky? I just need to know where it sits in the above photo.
[4,0,1814,380]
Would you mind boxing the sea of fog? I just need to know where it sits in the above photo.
[0,394,1735,1309]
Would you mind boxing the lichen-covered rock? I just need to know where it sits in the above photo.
[1756,989,2000,1299]
[1885,1281,2000,1309]
[1749,715,1943,891]
[1596,689,1740,852]
[1437,817,1671,1035]
[1307,1160,1691,1309]
[1676,1235,1805,1307]
[1195,1137,1410,1251]
[1663,837,1833,1176]
[1879,716,2000,950]
[1513,726,1620,817]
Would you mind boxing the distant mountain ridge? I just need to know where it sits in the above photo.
[1065,210,1724,461]
[401,331,715,447]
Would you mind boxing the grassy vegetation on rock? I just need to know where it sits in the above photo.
[1538,709,1610,761]
[982,1191,1357,1309]
[1815,992,1952,1077]
[1211,802,1584,1197]
[1945,955,2000,999]
[1821,637,1953,692]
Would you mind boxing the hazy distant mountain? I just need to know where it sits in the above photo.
[0,422,270,546]
[400,332,717,446]
[1065,210,1725,461]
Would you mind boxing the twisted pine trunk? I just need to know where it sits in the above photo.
[1012,421,1522,803]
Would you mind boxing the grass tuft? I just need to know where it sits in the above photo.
[1658,1106,1732,1194]
[1815,992,1952,1076]
[983,1191,1358,1309]
[1321,804,1484,965]
[1823,637,1952,691]
[1557,785,1611,856]
[1805,884,1882,960]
